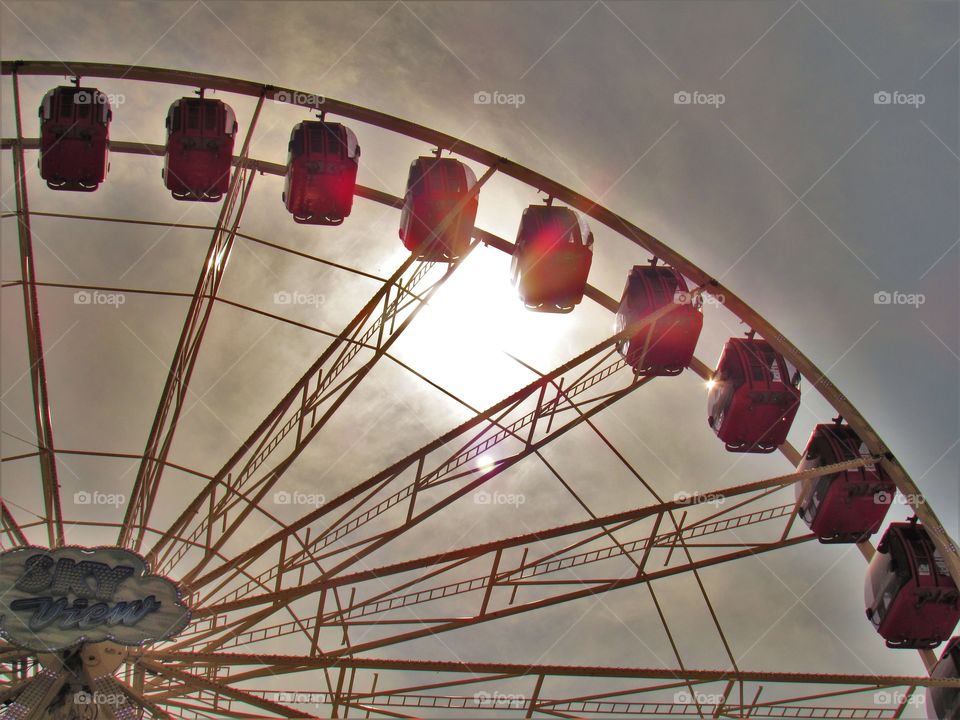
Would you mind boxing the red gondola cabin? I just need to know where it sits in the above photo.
[795,423,895,543]
[510,204,593,313]
[399,157,478,261]
[283,121,360,225]
[706,338,800,453]
[163,98,237,201]
[38,86,111,191]
[928,637,960,719]
[615,265,703,375]
[865,522,960,649]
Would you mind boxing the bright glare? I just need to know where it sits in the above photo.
[404,248,582,406]
[476,455,496,472]
[705,378,716,390]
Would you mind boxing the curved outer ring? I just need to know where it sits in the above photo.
[2,59,957,589]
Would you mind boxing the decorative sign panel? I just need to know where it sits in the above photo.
[0,546,190,652]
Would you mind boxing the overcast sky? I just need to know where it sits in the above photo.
[1,1,958,717]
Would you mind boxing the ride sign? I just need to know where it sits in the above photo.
[0,546,190,651]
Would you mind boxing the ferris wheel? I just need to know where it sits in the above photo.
[1,60,959,719]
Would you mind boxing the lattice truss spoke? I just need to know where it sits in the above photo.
[118,93,267,554]
[172,462,868,659]
[146,246,475,580]
[2,60,958,720]
[4,652,958,719]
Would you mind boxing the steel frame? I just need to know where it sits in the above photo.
[6,69,63,548]
[119,92,267,552]
[1,60,958,718]
[75,654,960,720]
[3,62,953,589]
[150,163,498,584]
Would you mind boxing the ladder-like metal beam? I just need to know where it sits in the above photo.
[7,70,63,547]
[150,165,497,584]
[3,60,956,588]
[119,94,266,552]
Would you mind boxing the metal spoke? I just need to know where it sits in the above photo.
[2,60,957,720]
[135,653,960,719]
[119,93,267,552]
[2,64,955,585]
[148,165,497,585]
[0,500,28,547]
[7,70,64,547]
[171,462,867,659]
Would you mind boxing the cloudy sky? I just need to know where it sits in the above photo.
[1,1,958,717]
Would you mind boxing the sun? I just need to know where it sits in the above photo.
[401,246,582,406]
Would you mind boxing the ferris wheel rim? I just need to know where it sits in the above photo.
[1,55,953,634]
[1,56,951,622]
[2,59,957,719]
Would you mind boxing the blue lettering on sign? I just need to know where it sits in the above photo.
[1,546,191,651]
[9,554,160,631]
[9,596,162,631]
